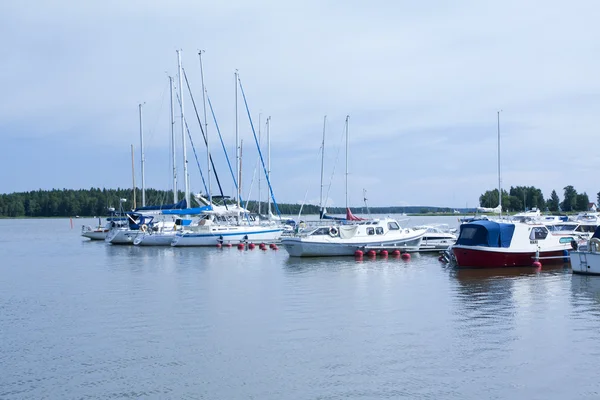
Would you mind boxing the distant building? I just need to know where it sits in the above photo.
[589,203,597,212]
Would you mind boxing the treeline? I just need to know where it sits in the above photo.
[0,188,461,218]
[0,188,184,218]
[479,185,594,213]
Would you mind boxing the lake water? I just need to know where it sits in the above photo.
[2,216,600,399]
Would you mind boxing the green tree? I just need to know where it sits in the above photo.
[576,193,590,211]
[561,185,578,212]
[547,190,560,212]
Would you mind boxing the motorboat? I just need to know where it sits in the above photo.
[81,222,110,240]
[81,212,127,241]
[450,220,575,268]
[544,221,598,239]
[570,227,600,275]
[413,224,457,252]
[281,218,426,257]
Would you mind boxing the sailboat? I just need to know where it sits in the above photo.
[171,70,283,247]
[108,58,188,245]
[134,68,190,246]
[281,116,425,257]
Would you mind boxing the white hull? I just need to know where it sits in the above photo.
[82,230,108,240]
[419,236,456,252]
[105,229,140,245]
[282,236,423,257]
[171,226,283,247]
[134,232,177,246]
[570,251,600,275]
[81,224,110,240]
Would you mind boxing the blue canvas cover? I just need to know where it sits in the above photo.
[592,226,600,240]
[161,205,213,215]
[134,199,187,212]
[126,213,154,230]
[456,220,515,248]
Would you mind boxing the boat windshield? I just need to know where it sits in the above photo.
[310,227,332,236]
[548,224,577,232]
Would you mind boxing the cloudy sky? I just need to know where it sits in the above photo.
[1,0,599,208]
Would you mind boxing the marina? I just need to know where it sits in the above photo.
[3,1,600,398]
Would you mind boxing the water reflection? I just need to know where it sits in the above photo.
[570,274,600,310]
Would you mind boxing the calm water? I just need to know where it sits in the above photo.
[2,216,600,399]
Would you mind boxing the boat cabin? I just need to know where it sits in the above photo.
[306,219,403,238]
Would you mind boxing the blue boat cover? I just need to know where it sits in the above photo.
[456,220,515,248]
[161,205,213,215]
[134,199,187,212]
[593,226,600,240]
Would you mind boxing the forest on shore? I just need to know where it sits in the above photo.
[479,185,598,213]
[0,188,458,218]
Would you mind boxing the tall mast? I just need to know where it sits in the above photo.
[258,113,262,214]
[199,50,211,206]
[139,103,146,207]
[169,76,178,203]
[239,139,243,204]
[319,115,327,214]
[267,116,271,215]
[177,50,190,208]
[497,110,502,217]
[131,144,136,210]
[345,115,349,210]
[235,69,241,208]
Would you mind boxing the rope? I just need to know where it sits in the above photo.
[237,74,282,217]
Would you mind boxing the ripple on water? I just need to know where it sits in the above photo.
[3,218,600,399]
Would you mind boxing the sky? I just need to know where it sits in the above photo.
[1,0,599,208]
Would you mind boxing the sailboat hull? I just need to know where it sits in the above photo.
[134,232,178,246]
[171,227,283,247]
[105,229,140,245]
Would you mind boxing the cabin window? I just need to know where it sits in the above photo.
[387,222,400,230]
[459,227,478,239]
[376,227,384,235]
[367,227,375,235]
[311,227,330,236]
[576,225,596,233]
[530,227,548,240]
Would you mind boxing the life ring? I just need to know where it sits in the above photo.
[329,227,339,237]
[140,224,148,232]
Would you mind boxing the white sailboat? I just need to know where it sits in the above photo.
[171,70,282,247]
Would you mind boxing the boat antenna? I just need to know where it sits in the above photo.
[363,188,371,216]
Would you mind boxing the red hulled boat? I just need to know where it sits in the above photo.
[451,220,574,268]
